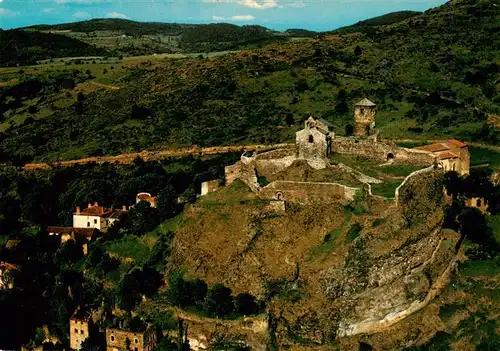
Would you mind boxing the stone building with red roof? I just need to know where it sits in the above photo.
[415,139,470,176]
[73,202,114,231]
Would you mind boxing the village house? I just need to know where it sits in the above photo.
[414,139,470,176]
[465,197,489,213]
[73,202,114,231]
[106,323,157,351]
[73,203,128,231]
[136,193,158,208]
[0,262,19,290]
[69,308,93,350]
[201,180,221,196]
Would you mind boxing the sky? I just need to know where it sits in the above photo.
[0,0,448,31]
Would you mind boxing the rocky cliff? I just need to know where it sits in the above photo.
[165,169,460,350]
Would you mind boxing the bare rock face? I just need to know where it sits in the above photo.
[167,168,459,349]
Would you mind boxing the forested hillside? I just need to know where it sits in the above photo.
[26,18,187,36]
[334,10,421,34]
[0,29,105,66]
[0,0,498,163]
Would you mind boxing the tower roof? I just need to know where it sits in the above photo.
[355,98,376,107]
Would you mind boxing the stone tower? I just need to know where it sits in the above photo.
[354,98,376,137]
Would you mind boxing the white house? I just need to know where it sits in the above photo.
[73,202,113,231]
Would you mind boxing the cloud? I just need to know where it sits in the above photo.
[107,12,129,19]
[56,0,111,4]
[42,8,56,14]
[238,0,277,10]
[72,11,91,19]
[203,0,278,10]
[286,1,307,8]
[0,7,15,16]
[212,14,255,22]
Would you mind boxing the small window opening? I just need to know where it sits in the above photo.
[477,199,482,207]
[308,135,314,143]
[111,335,115,342]
[94,219,97,224]
[387,153,394,160]
[87,222,90,227]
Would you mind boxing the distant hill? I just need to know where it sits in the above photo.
[24,18,188,36]
[333,10,422,34]
[0,29,106,66]
[0,0,498,162]
[22,19,298,54]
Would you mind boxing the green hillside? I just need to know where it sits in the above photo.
[334,10,422,34]
[0,0,498,163]
[0,29,106,66]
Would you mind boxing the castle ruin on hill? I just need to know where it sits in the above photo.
[224,98,470,205]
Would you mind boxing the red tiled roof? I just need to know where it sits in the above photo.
[0,262,20,271]
[5,240,20,249]
[74,205,113,217]
[439,152,459,160]
[137,193,157,202]
[415,143,450,153]
[446,139,468,148]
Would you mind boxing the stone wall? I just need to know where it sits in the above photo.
[332,138,435,166]
[106,326,157,351]
[259,181,359,205]
[224,162,259,192]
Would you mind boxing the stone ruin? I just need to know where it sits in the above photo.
[222,98,455,207]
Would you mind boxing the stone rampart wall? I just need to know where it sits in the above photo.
[332,138,435,166]
[259,181,359,205]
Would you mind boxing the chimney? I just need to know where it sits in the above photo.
[76,206,81,214]
[122,205,127,211]
[88,203,92,208]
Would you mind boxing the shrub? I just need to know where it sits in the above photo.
[204,284,233,317]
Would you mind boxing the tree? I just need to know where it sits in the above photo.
[28,105,38,115]
[103,68,108,74]
[234,293,258,316]
[345,124,354,136]
[118,268,142,311]
[458,208,497,253]
[354,45,362,56]
[204,284,233,317]
[77,92,85,102]
[54,239,83,266]
[157,185,178,219]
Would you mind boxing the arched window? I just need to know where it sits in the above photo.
[276,192,283,201]
[477,199,482,207]
[387,153,394,160]
[360,108,365,114]
[308,135,314,143]
[111,335,115,342]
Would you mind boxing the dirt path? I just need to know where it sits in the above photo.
[23,143,294,171]
[90,81,121,90]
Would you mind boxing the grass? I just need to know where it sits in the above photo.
[309,215,351,260]
[469,146,500,168]
[459,258,500,277]
[370,181,401,198]
[377,164,426,177]
[345,223,362,243]
[104,235,152,265]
